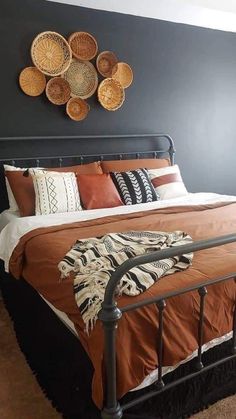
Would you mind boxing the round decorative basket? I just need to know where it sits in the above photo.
[66,97,90,121]
[97,78,125,111]
[96,51,118,78]
[46,77,71,105]
[31,31,72,76]
[111,62,133,88]
[68,32,98,61]
[62,59,98,99]
[19,66,46,96]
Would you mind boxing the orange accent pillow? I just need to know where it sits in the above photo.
[101,158,170,173]
[5,162,102,217]
[77,174,124,210]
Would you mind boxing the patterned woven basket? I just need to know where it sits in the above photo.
[62,59,98,99]
[46,77,71,105]
[112,62,133,88]
[68,32,98,61]
[97,78,125,111]
[66,97,90,121]
[31,31,72,77]
[19,66,46,96]
[96,51,118,78]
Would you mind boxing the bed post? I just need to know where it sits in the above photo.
[98,302,123,419]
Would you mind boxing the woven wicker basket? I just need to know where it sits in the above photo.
[19,66,46,96]
[31,31,72,77]
[96,51,118,78]
[97,78,125,111]
[66,97,90,121]
[112,62,133,88]
[46,77,71,105]
[68,32,98,61]
[62,59,98,99]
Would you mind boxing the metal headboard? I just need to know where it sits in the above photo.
[0,134,176,166]
[0,134,175,213]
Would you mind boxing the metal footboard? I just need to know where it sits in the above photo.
[98,234,236,419]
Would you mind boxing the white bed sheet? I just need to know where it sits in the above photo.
[0,209,20,232]
[0,193,235,393]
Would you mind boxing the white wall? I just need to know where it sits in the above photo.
[47,0,236,32]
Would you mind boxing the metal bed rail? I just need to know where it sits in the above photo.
[98,233,236,419]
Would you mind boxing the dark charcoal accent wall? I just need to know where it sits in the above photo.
[1,0,236,194]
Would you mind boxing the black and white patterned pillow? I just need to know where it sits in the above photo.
[29,169,82,215]
[111,168,159,205]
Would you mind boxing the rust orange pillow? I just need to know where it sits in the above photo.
[101,158,170,173]
[5,162,102,217]
[77,174,124,209]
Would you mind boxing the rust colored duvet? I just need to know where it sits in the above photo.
[9,202,236,407]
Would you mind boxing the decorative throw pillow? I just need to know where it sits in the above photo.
[29,169,82,215]
[148,165,188,200]
[101,158,170,173]
[77,173,124,209]
[111,168,159,205]
[5,162,102,217]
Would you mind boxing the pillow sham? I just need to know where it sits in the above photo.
[111,168,159,205]
[77,174,124,209]
[148,165,188,200]
[5,161,102,217]
[101,158,170,173]
[29,169,82,215]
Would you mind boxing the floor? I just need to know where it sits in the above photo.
[0,300,235,419]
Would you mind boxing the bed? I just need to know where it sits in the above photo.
[0,134,235,419]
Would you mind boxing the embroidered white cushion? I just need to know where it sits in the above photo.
[29,169,82,215]
[148,165,188,200]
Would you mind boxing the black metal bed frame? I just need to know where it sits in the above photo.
[0,133,236,419]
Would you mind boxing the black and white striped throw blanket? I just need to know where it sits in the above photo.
[58,231,193,333]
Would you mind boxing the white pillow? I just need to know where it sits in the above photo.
[148,165,188,200]
[29,169,82,215]
[4,165,26,212]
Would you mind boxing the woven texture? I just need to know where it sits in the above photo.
[66,97,89,121]
[97,78,125,111]
[68,32,98,61]
[46,77,71,105]
[31,31,72,77]
[96,51,118,78]
[19,67,46,96]
[63,59,98,99]
[112,62,133,88]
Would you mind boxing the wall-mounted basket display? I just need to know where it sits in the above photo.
[98,78,125,111]
[66,97,90,121]
[68,32,98,61]
[19,66,46,96]
[96,51,118,78]
[31,31,72,76]
[62,59,98,99]
[19,30,133,120]
[111,62,133,88]
[46,77,71,105]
